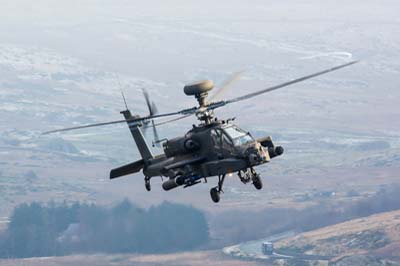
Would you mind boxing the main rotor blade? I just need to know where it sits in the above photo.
[42,119,127,135]
[209,71,244,101]
[42,110,184,135]
[224,60,359,105]
[144,113,194,128]
[43,61,358,135]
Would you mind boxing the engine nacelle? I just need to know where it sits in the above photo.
[163,136,201,157]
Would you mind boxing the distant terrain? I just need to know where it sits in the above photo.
[276,210,400,265]
[0,0,399,265]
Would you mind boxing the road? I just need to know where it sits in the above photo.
[223,230,332,262]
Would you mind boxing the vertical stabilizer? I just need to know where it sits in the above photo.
[121,110,154,161]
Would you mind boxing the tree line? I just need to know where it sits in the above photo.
[0,200,209,258]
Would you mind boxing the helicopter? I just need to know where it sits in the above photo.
[44,60,358,203]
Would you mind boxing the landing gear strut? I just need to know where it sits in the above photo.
[210,174,226,203]
[145,177,151,191]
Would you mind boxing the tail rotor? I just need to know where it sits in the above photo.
[142,89,161,147]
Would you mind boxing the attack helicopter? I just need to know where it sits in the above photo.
[44,61,358,203]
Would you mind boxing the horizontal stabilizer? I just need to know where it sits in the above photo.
[110,159,144,179]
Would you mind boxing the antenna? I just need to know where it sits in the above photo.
[117,74,129,110]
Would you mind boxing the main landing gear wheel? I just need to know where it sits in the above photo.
[250,168,263,190]
[210,174,226,203]
[252,174,263,190]
[145,177,151,191]
[210,187,220,203]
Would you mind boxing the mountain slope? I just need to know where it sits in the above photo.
[276,209,400,263]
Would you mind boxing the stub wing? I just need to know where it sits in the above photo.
[110,159,144,179]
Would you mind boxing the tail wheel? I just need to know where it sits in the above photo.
[253,175,263,190]
[210,187,220,203]
[145,178,151,191]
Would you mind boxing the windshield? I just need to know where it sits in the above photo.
[223,126,254,146]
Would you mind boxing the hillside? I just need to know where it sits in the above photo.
[276,209,400,264]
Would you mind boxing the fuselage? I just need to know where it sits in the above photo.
[143,120,280,181]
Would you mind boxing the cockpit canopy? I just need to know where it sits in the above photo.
[223,125,254,146]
